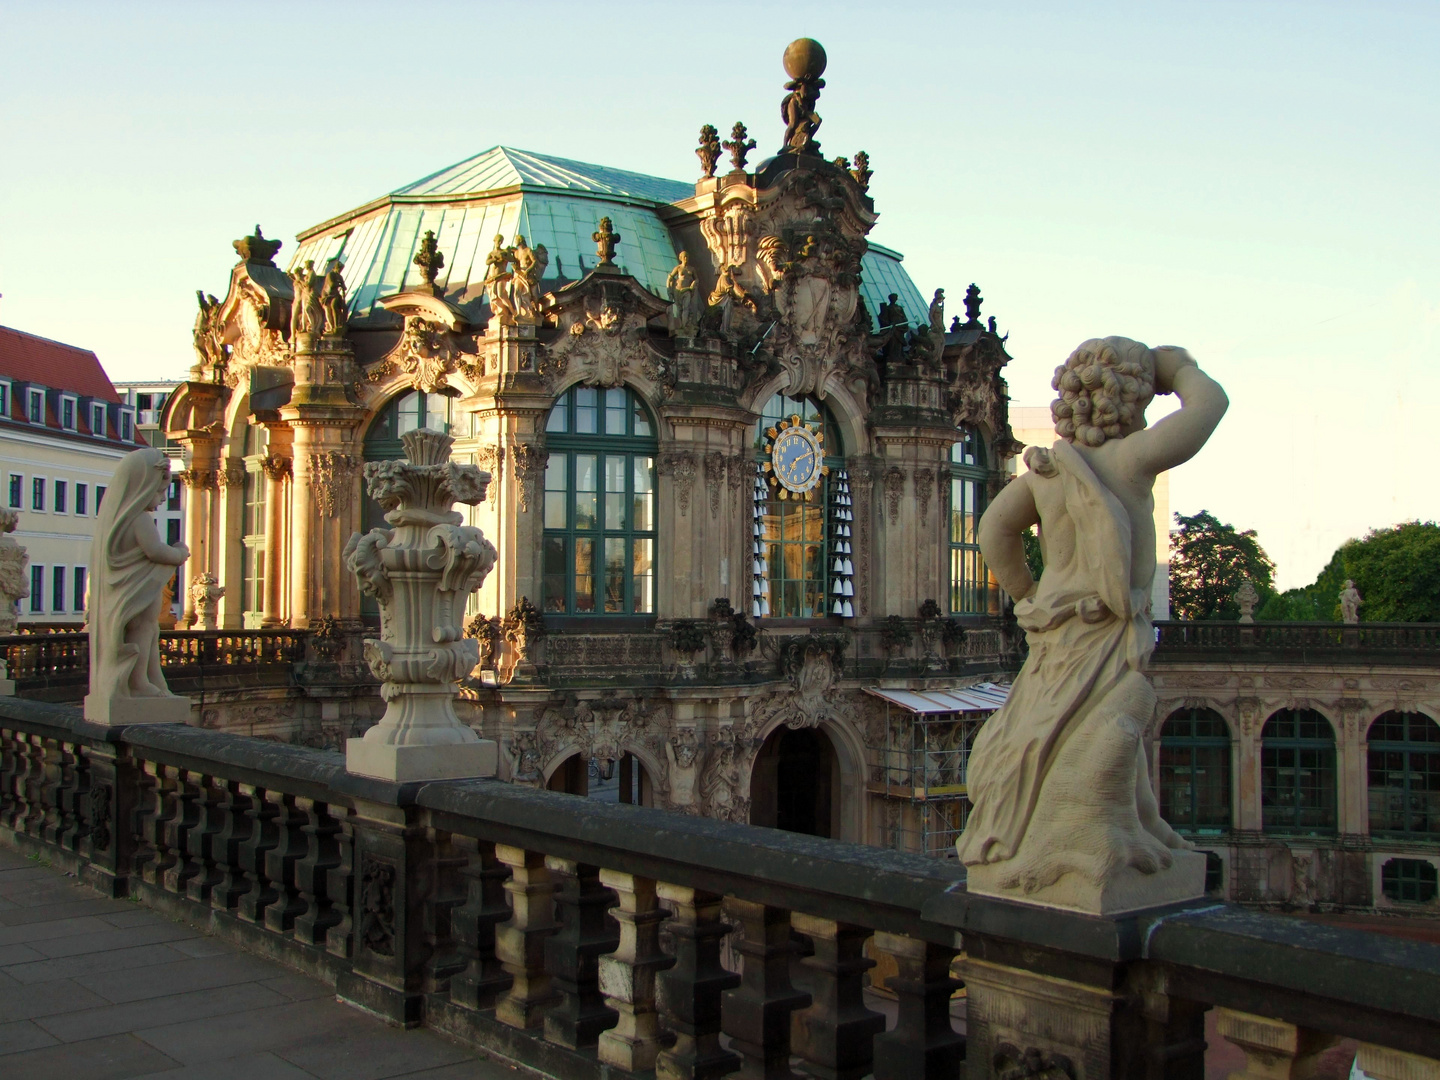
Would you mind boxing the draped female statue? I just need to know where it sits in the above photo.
[84,448,192,725]
[956,338,1228,912]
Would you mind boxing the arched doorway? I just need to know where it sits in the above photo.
[750,726,838,837]
[546,751,653,806]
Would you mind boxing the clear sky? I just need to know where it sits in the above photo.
[2,1,1435,590]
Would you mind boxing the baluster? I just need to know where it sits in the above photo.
[138,761,179,888]
[423,829,470,995]
[0,728,22,829]
[23,735,49,837]
[209,781,253,910]
[184,775,225,905]
[326,809,355,958]
[870,933,962,1080]
[293,798,343,947]
[262,791,308,934]
[657,884,740,1080]
[162,769,203,896]
[544,857,619,1049]
[236,783,280,925]
[449,835,513,1011]
[722,899,811,1080]
[598,870,674,1071]
[789,915,884,1080]
[494,845,559,1030]
[39,738,68,844]
[58,741,90,852]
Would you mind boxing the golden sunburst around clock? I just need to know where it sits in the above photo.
[761,414,829,500]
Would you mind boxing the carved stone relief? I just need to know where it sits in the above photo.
[703,451,726,518]
[752,635,852,731]
[309,452,358,518]
[660,451,698,518]
[510,440,547,514]
[884,466,905,526]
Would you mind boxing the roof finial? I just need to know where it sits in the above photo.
[233,224,282,265]
[723,122,756,172]
[850,151,872,192]
[413,230,444,292]
[964,283,983,324]
[780,38,827,155]
[696,125,721,179]
[593,217,621,267]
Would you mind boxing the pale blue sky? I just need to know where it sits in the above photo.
[2,1,1435,589]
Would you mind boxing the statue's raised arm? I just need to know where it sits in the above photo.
[84,448,192,727]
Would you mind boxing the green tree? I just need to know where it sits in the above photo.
[1256,588,1320,622]
[1022,526,1044,584]
[1169,510,1276,621]
[1307,522,1440,622]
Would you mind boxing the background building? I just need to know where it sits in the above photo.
[0,325,144,626]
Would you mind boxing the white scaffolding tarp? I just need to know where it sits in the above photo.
[864,682,1010,714]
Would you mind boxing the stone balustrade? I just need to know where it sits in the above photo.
[3,695,1438,1080]
[1153,619,1440,663]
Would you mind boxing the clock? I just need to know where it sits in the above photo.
[761,415,829,500]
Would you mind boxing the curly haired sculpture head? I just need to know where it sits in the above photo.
[1050,337,1156,447]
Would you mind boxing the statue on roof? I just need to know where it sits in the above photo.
[593,217,621,267]
[929,289,946,336]
[850,151,872,192]
[779,38,827,154]
[321,261,349,337]
[964,282,983,324]
[192,291,226,373]
[666,251,701,337]
[289,261,323,340]
[696,124,721,179]
[413,229,444,292]
[233,224,282,265]
[0,507,29,636]
[510,236,548,324]
[482,234,515,324]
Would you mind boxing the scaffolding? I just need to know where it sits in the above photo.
[865,683,1010,859]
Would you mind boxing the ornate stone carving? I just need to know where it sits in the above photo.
[474,445,505,486]
[700,724,756,823]
[957,340,1227,913]
[88,784,113,852]
[992,1044,1075,1080]
[320,261,349,336]
[1340,579,1363,624]
[779,38,826,155]
[289,261,323,341]
[413,229,444,290]
[233,224,282,264]
[666,251,701,337]
[914,466,934,526]
[502,596,546,670]
[753,635,851,731]
[219,464,247,489]
[1236,579,1259,623]
[510,440,547,514]
[593,217,621,266]
[660,450,698,518]
[177,468,217,490]
[884,466,905,526]
[850,151,871,192]
[344,428,498,781]
[703,451,726,518]
[722,121,756,171]
[547,634,663,672]
[84,449,192,726]
[260,454,291,482]
[230,281,290,381]
[192,291,227,373]
[522,692,666,786]
[665,729,702,811]
[0,508,30,635]
[188,572,224,631]
[359,854,398,956]
[309,451,358,518]
[388,317,461,394]
[696,124,721,179]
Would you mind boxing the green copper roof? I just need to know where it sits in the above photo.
[392,146,695,205]
[288,147,929,330]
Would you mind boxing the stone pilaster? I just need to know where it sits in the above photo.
[260,429,292,628]
[177,457,219,627]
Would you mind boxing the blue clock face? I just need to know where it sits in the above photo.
[772,428,820,492]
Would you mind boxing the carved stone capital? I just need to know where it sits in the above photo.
[260,454,292,482]
[176,468,218,491]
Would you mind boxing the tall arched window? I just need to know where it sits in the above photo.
[1262,709,1337,835]
[1159,707,1232,834]
[240,424,269,628]
[543,387,657,615]
[1368,711,1440,838]
[949,427,990,614]
[752,393,846,618]
[364,389,453,461]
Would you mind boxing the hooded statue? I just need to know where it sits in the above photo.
[84,448,191,725]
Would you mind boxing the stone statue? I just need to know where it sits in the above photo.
[84,448,192,726]
[593,217,621,266]
[666,251,700,337]
[482,234,515,323]
[779,38,827,154]
[0,507,29,635]
[1235,579,1259,623]
[413,229,444,290]
[344,428,499,781]
[288,261,322,340]
[928,288,946,336]
[510,235,548,323]
[696,124,721,179]
[665,729,701,811]
[1340,579,1363,624]
[189,572,225,630]
[191,291,225,373]
[723,121,756,171]
[320,261,349,336]
[956,339,1228,913]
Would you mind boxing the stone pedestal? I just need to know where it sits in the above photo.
[83,696,191,727]
[345,737,498,784]
[965,849,1207,917]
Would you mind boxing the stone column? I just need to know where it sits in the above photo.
[260,436,292,628]
[177,462,218,627]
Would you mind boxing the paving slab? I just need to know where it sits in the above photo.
[1,1031,182,1079]
[34,981,289,1043]
[0,1017,60,1053]
[130,1049,319,1079]
[4,940,192,984]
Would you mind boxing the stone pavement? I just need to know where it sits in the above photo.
[0,846,517,1080]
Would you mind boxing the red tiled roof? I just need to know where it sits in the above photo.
[0,325,120,403]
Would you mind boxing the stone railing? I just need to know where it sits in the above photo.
[2,696,1437,1079]
[1,628,312,700]
[1153,620,1440,665]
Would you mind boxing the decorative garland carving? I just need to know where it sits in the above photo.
[660,450,698,518]
[510,440,547,514]
[914,466,934,526]
[388,316,461,394]
[752,635,852,731]
[703,451,726,518]
[88,784,112,852]
[884,465,905,526]
[359,854,398,957]
[309,451,357,518]
[474,445,505,486]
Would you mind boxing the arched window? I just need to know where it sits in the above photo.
[949,427,990,614]
[542,386,657,615]
[1368,711,1440,838]
[751,393,847,618]
[1261,709,1337,835]
[240,424,268,629]
[365,389,453,461]
[1159,708,1232,834]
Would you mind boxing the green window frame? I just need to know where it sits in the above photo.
[542,386,657,616]
[1381,858,1439,904]
[1159,707,1233,834]
[949,427,990,614]
[1367,711,1440,838]
[1261,709,1337,836]
[240,425,268,629]
[752,393,843,619]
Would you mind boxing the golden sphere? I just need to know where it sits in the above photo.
[782,38,827,81]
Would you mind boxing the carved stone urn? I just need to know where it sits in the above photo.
[344,428,499,781]
[188,572,225,631]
